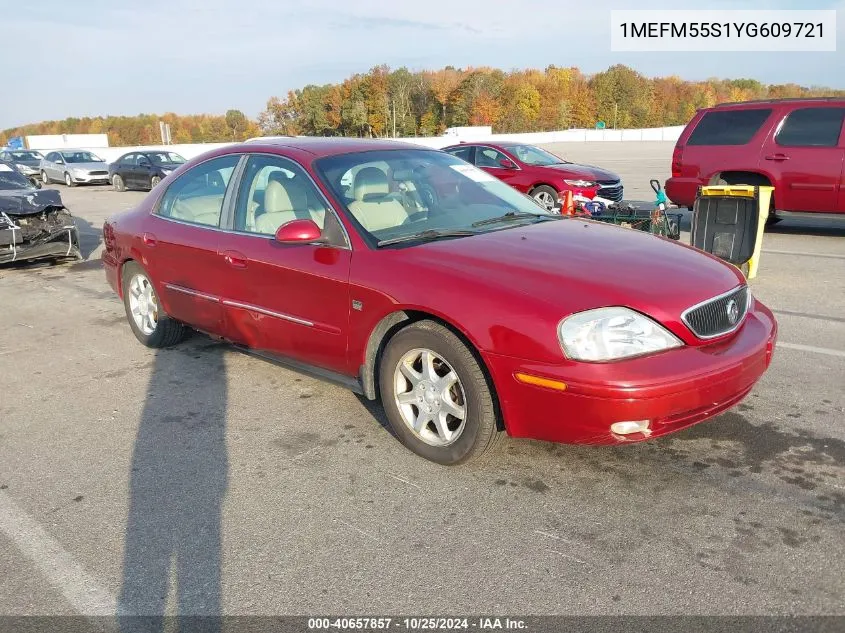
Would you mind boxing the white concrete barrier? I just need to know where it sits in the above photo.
[63,125,685,165]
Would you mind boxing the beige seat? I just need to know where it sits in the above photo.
[170,195,223,226]
[347,167,409,232]
[255,174,311,234]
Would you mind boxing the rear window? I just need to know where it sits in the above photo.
[687,108,773,146]
[776,107,845,147]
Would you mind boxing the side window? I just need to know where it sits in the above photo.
[234,155,332,236]
[776,107,845,148]
[46,152,56,162]
[446,146,474,162]
[137,154,151,166]
[687,108,773,146]
[156,154,239,227]
[122,154,137,166]
[475,147,508,168]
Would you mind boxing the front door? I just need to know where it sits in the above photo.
[145,153,242,335]
[136,155,153,189]
[216,154,352,375]
[758,106,845,213]
[474,146,523,190]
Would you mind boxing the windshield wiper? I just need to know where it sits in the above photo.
[377,229,478,247]
[471,211,560,228]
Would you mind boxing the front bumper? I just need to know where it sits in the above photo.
[483,301,777,445]
[0,224,81,264]
[70,172,110,184]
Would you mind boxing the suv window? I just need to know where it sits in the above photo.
[445,146,474,162]
[776,107,845,147]
[156,154,239,227]
[687,109,773,146]
[234,155,342,241]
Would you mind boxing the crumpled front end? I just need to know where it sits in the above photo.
[0,207,82,264]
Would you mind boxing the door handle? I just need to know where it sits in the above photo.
[142,233,157,247]
[222,250,248,268]
[764,154,790,161]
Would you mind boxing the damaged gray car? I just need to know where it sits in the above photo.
[0,162,81,265]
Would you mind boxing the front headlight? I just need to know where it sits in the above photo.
[15,164,32,173]
[558,307,683,362]
[72,167,85,176]
[564,179,597,188]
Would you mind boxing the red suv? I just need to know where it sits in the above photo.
[666,98,845,221]
[442,142,622,210]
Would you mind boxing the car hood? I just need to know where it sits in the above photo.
[0,188,66,215]
[397,219,743,327]
[65,162,107,171]
[541,162,619,182]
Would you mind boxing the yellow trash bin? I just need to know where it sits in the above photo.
[691,185,773,280]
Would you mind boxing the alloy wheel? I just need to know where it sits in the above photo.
[533,190,555,210]
[393,348,467,447]
[127,273,159,335]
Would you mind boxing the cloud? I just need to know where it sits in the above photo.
[2,0,843,128]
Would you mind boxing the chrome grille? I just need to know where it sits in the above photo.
[597,180,623,202]
[682,286,749,339]
[89,171,109,176]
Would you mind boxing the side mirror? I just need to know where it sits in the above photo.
[274,218,325,244]
[499,158,516,169]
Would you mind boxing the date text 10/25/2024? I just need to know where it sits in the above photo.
[308,617,528,630]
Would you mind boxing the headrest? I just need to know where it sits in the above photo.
[353,167,389,201]
[265,175,308,213]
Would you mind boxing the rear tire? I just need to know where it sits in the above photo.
[41,170,50,185]
[150,175,161,189]
[121,261,186,348]
[531,185,559,212]
[378,320,500,465]
[112,174,126,192]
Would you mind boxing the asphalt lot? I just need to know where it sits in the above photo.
[1,142,844,618]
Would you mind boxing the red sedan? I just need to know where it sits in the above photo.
[102,138,777,465]
[441,142,623,210]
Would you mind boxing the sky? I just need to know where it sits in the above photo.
[2,0,843,129]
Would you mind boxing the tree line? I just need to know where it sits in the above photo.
[3,64,844,146]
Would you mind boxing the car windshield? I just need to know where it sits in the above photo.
[8,151,43,161]
[508,145,568,166]
[0,163,34,190]
[148,152,186,165]
[62,151,104,163]
[315,149,554,245]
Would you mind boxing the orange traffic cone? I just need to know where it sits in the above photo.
[560,190,575,216]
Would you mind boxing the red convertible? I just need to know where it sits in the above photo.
[103,138,777,465]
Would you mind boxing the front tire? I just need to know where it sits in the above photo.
[112,174,126,192]
[379,320,500,465]
[531,185,559,211]
[41,170,50,184]
[150,175,161,189]
[121,261,186,348]
[64,172,76,187]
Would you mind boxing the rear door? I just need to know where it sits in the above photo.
[145,153,242,335]
[120,154,137,187]
[758,105,845,213]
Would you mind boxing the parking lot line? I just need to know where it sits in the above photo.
[763,249,845,260]
[772,310,845,324]
[0,490,117,616]
[777,342,845,358]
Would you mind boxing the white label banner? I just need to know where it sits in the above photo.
[610,10,837,52]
